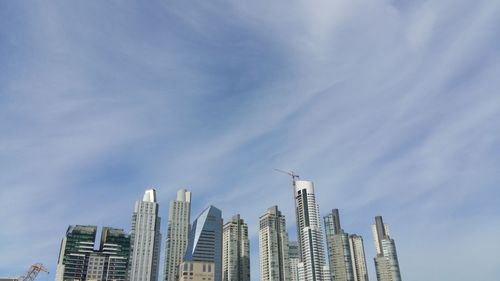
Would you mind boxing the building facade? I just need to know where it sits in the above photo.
[293,180,329,281]
[372,216,401,281]
[178,261,215,281]
[55,225,97,281]
[55,225,130,281]
[184,206,223,281]
[324,209,354,281]
[129,189,162,281]
[258,206,290,281]
[99,227,131,280]
[349,235,369,281]
[222,214,250,281]
[288,241,300,281]
[164,189,192,281]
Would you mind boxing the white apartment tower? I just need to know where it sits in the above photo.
[129,189,162,281]
[163,189,192,281]
[293,180,329,281]
[349,235,369,281]
[222,214,250,281]
[258,206,291,281]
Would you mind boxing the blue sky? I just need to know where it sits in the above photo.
[1,0,500,280]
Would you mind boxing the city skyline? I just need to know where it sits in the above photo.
[49,184,394,281]
[2,1,499,281]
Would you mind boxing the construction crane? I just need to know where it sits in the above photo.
[274,169,300,209]
[18,263,49,281]
[274,168,299,185]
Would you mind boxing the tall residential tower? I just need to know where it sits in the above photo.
[164,189,192,281]
[349,235,369,281]
[372,216,401,281]
[293,180,329,281]
[288,241,300,281]
[55,225,130,281]
[222,214,250,281]
[324,209,354,281]
[129,189,162,281]
[258,206,290,281]
[55,225,97,281]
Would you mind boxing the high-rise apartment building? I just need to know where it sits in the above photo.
[184,206,223,281]
[293,180,329,281]
[349,235,368,281]
[164,189,192,281]
[99,227,132,280]
[129,189,162,281]
[324,209,354,281]
[222,214,250,281]
[372,216,401,281]
[258,206,290,281]
[371,220,389,258]
[288,241,300,281]
[55,225,130,281]
[55,225,97,281]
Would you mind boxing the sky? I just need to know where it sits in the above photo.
[1,0,500,280]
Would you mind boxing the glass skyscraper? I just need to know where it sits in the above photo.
[55,225,130,281]
[184,205,223,281]
[324,209,354,281]
[372,216,401,281]
[99,227,131,280]
[55,225,97,281]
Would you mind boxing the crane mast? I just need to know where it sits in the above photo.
[18,263,49,281]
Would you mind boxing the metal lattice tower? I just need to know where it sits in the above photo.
[19,263,49,281]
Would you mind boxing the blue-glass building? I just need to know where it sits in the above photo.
[184,205,223,281]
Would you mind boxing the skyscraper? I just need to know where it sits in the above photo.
[259,206,290,281]
[222,214,250,281]
[55,225,97,281]
[129,189,162,281]
[324,209,354,281]
[293,180,329,281]
[164,189,192,281]
[372,216,401,281]
[288,241,300,281]
[99,227,132,280]
[55,225,130,281]
[349,235,369,281]
[184,205,223,281]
